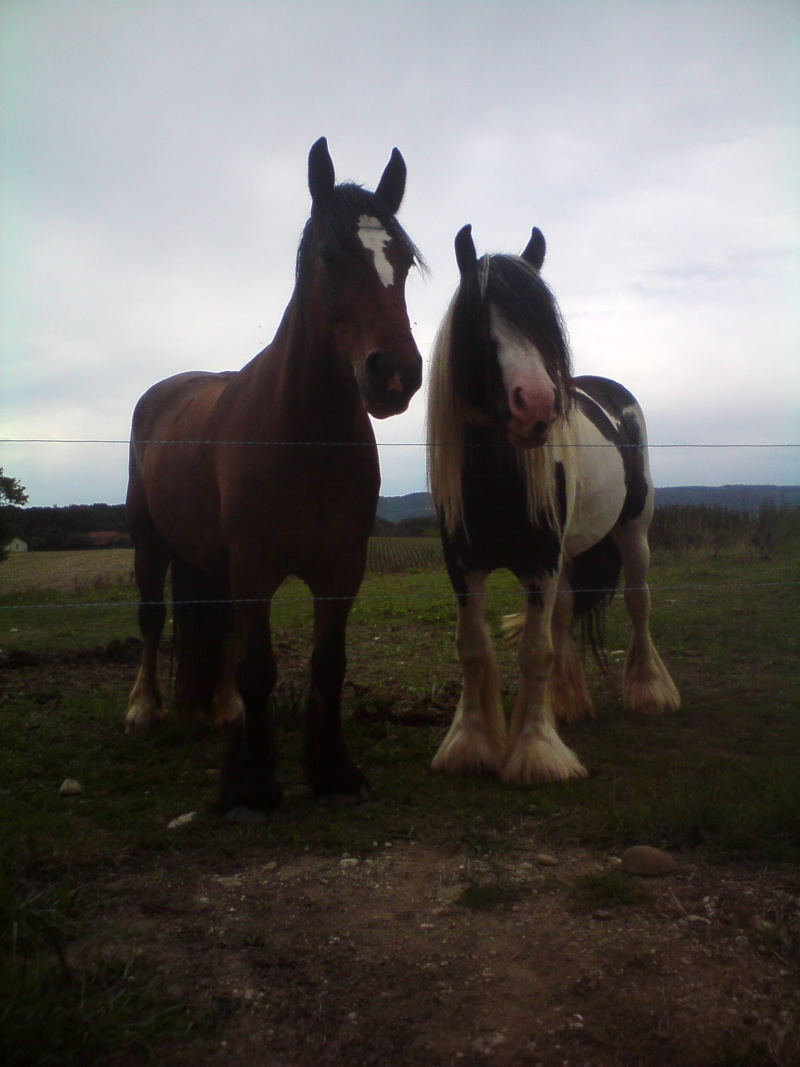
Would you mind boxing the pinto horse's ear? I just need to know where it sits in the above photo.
[375,148,406,215]
[308,137,336,207]
[454,224,478,277]
[521,227,546,271]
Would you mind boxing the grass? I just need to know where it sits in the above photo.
[1,538,799,1062]
[0,851,194,1067]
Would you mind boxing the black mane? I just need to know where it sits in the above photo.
[450,253,574,422]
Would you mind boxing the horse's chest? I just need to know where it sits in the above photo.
[446,462,561,580]
[227,448,379,557]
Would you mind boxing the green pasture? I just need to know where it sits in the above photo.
[1,537,799,1064]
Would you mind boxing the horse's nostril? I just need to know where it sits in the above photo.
[365,351,384,385]
[533,420,547,435]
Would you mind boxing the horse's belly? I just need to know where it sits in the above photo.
[563,421,626,558]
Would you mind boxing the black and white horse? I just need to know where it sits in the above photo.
[427,224,680,784]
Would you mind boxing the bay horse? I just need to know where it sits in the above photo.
[125,138,424,811]
[427,224,680,785]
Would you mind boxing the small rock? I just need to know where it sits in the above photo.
[473,1032,507,1054]
[59,778,82,797]
[533,853,559,867]
[167,811,197,830]
[686,914,712,927]
[620,845,676,877]
[340,857,359,868]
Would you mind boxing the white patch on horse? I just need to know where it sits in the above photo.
[490,307,549,387]
[574,386,623,433]
[358,215,394,288]
[561,412,627,558]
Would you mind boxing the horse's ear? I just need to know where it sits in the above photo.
[521,227,546,271]
[375,148,406,215]
[308,137,336,207]
[455,224,478,277]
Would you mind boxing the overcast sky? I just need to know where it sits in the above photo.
[2,0,798,507]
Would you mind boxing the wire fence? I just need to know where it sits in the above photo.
[2,438,798,614]
[3,438,800,449]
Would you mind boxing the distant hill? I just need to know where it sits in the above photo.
[653,485,800,510]
[377,485,800,520]
[376,492,435,522]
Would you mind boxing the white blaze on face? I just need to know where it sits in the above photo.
[490,308,547,389]
[489,307,558,436]
[358,215,394,288]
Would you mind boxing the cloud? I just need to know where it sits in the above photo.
[1,0,798,506]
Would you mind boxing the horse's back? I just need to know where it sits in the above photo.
[131,370,236,443]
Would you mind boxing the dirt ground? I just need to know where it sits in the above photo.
[5,650,800,1066]
[79,839,797,1067]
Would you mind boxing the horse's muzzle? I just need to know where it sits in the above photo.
[362,348,423,418]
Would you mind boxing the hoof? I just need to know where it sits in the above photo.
[501,721,588,785]
[624,674,681,717]
[431,722,505,777]
[304,742,368,805]
[219,773,282,814]
[125,697,167,733]
[220,719,282,812]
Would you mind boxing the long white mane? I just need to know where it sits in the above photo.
[427,286,576,540]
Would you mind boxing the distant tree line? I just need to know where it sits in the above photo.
[372,514,439,538]
[2,498,798,554]
[649,500,800,554]
[3,503,132,551]
[2,501,437,550]
[0,469,29,561]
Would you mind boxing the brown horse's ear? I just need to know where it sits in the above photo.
[375,148,406,215]
[455,224,478,277]
[308,137,336,206]
[521,227,546,271]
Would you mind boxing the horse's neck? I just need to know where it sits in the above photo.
[237,297,370,443]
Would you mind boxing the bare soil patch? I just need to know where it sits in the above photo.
[79,838,799,1067]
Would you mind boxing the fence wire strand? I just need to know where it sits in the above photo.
[2,437,797,616]
[2,579,799,615]
[2,438,799,449]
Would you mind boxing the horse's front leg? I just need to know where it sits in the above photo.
[432,571,506,776]
[502,571,587,784]
[303,593,368,804]
[220,595,282,813]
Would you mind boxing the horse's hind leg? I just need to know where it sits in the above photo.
[210,632,244,727]
[547,572,593,723]
[612,522,680,716]
[126,532,171,731]
[433,571,507,776]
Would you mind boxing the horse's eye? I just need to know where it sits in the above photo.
[319,245,337,266]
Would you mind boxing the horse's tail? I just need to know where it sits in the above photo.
[171,554,233,716]
[502,535,622,671]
